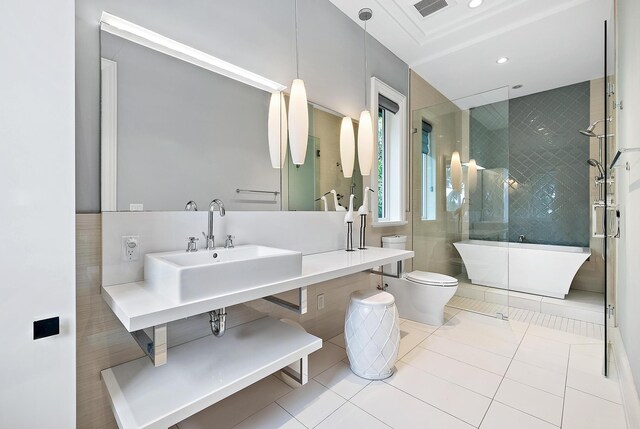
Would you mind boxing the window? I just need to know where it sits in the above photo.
[421,121,436,220]
[371,78,407,226]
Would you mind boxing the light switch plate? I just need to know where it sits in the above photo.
[317,294,325,311]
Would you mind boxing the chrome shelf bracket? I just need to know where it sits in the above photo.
[131,324,167,367]
[264,286,308,314]
[280,356,309,386]
[368,260,403,279]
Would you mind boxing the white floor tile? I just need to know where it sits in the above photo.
[520,332,570,357]
[567,348,623,403]
[420,334,511,375]
[315,402,390,429]
[401,347,502,398]
[401,319,438,334]
[514,344,569,375]
[276,380,346,428]
[178,375,292,429]
[351,381,474,429]
[232,403,305,429]
[397,322,432,359]
[526,324,601,344]
[480,401,558,429]
[495,378,563,426]
[386,361,491,427]
[309,342,347,378]
[505,359,566,397]
[314,361,370,400]
[328,333,345,349]
[562,387,627,429]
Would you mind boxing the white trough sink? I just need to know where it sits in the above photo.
[144,245,302,303]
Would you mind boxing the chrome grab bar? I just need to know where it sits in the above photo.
[236,188,280,196]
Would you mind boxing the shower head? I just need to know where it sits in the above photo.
[587,158,605,178]
[579,118,611,138]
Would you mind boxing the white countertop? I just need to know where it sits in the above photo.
[102,247,414,331]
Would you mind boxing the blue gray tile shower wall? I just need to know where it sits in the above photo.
[469,82,591,247]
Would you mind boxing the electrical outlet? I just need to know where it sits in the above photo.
[129,203,144,211]
[317,294,325,311]
[122,235,140,261]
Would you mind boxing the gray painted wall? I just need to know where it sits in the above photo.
[76,0,409,212]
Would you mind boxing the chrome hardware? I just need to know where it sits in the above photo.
[204,199,225,250]
[280,356,309,385]
[369,261,403,279]
[235,188,280,196]
[264,287,308,314]
[608,305,615,318]
[224,235,235,249]
[186,237,199,252]
[518,234,526,243]
[209,308,227,337]
[184,200,198,211]
[131,324,167,367]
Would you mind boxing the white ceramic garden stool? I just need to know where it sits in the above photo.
[344,289,400,380]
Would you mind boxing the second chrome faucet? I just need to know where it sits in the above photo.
[203,199,225,250]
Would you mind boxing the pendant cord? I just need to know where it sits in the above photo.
[363,20,368,109]
[295,0,300,79]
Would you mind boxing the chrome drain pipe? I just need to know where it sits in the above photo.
[209,308,227,337]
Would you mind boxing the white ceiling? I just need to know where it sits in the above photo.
[329,0,613,107]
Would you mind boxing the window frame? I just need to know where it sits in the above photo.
[370,77,408,227]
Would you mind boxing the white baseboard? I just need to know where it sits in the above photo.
[611,327,640,428]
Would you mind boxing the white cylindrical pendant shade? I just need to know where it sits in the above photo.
[468,159,478,193]
[357,110,374,176]
[288,79,309,165]
[340,117,355,178]
[268,92,288,168]
[451,151,463,193]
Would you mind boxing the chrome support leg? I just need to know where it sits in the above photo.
[368,260,403,279]
[131,323,167,367]
[280,356,308,385]
[264,286,308,314]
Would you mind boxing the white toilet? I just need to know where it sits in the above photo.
[381,235,458,326]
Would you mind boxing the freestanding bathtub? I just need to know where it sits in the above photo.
[453,240,591,299]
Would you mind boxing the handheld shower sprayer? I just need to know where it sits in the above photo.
[587,159,605,179]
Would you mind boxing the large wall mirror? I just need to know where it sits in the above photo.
[99,14,364,212]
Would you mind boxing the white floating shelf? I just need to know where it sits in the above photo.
[102,317,321,429]
[102,247,414,331]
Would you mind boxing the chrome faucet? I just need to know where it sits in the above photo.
[202,199,225,250]
[518,234,526,243]
[224,235,235,249]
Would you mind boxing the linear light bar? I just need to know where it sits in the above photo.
[99,12,286,93]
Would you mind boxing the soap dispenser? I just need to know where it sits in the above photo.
[358,187,374,249]
[344,194,355,252]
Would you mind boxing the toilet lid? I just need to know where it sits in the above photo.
[406,271,458,287]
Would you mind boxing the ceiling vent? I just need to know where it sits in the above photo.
[413,0,448,18]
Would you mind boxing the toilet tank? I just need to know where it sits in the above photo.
[382,235,407,275]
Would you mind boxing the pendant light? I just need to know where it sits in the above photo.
[268,92,288,168]
[340,117,355,178]
[451,151,463,193]
[288,0,308,165]
[357,8,374,176]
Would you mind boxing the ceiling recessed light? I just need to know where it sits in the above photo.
[496,57,509,64]
[468,0,483,8]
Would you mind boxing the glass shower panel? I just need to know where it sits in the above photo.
[412,87,510,319]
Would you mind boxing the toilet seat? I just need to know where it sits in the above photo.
[405,271,458,287]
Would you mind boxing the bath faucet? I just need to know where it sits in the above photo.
[518,235,526,243]
[203,199,225,250]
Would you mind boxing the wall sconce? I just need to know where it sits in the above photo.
[467,159,478,193]
[451,151,463,193]
[268,93,288,168]
[340,117,355,178]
